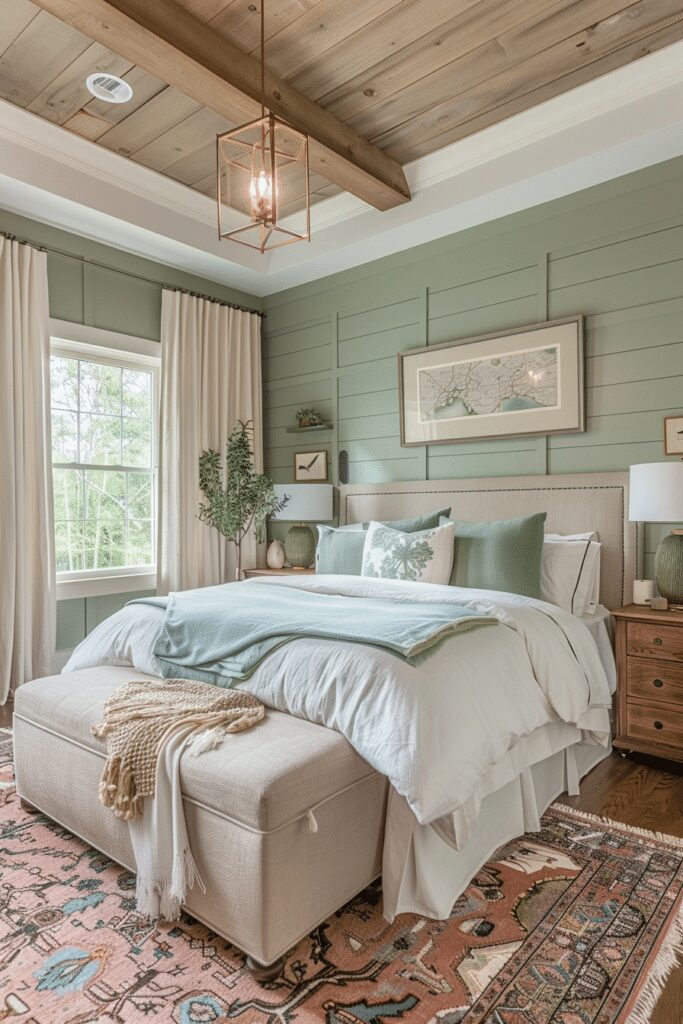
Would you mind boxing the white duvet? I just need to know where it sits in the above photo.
[65,574,611,849]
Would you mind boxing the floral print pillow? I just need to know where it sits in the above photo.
[361,521,455,585]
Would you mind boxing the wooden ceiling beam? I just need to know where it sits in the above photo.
[30,0,411,211]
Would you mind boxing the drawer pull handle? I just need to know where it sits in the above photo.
[653,678,664,688]
[653,637,663,646]
[654,721,664,730]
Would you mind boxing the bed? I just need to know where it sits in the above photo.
[13,471,636,979]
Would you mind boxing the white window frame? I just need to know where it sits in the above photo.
[49,320,160,601]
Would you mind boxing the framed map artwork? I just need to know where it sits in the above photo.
[398,316,584,446]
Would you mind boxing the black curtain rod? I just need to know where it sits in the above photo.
[0,229,264,319]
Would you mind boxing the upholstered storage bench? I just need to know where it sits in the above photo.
[13,667,388,977]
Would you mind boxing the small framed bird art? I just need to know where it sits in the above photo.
[294,450,328,482]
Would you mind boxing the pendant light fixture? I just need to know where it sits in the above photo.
[216,1,310,252]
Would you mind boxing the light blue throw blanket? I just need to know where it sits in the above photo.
[130,582,495,686]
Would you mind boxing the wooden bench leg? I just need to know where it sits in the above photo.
[245,956,284,983]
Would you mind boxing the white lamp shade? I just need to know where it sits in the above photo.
[270,483,333,522]
[629,462,683,522]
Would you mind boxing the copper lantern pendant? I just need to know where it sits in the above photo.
[216,3,310,252]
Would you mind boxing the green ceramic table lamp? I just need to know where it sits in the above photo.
[270,483,334,569]
[629,462,683,606]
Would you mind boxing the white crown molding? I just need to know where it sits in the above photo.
[1,40,683,297]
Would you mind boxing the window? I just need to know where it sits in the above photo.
[49,326,159,596]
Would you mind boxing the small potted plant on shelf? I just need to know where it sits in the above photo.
[198,420,288,580]
[296,408,324,428]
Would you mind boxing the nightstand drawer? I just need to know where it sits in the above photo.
[626,658,683,703]
[627,621,683,663]
[626,700,683,750]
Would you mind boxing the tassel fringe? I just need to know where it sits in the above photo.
[553,802,683,1023]
[135,846,206,922]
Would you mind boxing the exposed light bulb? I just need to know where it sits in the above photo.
[249,169,273,222]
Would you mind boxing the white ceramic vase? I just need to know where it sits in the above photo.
[266,539,286,569]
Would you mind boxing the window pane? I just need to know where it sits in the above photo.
[127,518,154,566]
[122,368,151,419]
[80,361,121,416]
[52,410,78,462]
[80,413,122,465]
[84,519,125,570]
[127,473,153,519]
[50,356,78,411]
[54,521,84,572]
[53,468,83,521]
[84,470,126,521]
[122,417,151,467]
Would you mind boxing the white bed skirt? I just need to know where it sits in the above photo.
[383,735,609,921]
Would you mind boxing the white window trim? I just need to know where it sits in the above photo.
[50,320,160,601]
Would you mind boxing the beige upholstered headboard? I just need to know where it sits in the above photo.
[339,472,636,610]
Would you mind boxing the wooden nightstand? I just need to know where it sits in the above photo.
[612,604,683,763]
[242,568,315,578]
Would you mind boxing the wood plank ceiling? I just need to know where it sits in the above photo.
[2,0,683,215]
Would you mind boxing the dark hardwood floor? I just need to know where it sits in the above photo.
[1,698,681,1019]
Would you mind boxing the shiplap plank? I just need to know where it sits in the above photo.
[0,10,91,107]
[587,341,683,388]
[206,0,327,59]
[549,408,683,449]
[27,42,131,124]
[426,436,538,458]
[263,376,332,404]
[0,0,40,59]
[349,457,425,484]
[338,414,398,443]
[263,345,331,383]
[429,266,536,320]
[338,358,397,397]
[587,376,683,418]
[338,297,419,341]
[548,440,665,474]
[97,88,202,156]
[376,8,683,161]
[339,323,420,367]
[428,296,539,345]
[63,109,113,140]
[550,261,683,317]
[339,390,398,419]
[586,306,683,358]
[263,320,331,360]
[266,443,331,470]
[350,0,634,140]
[133,106,232,171]
[549,224,683,290]
[428,449,540,479]
[344,437,413,463]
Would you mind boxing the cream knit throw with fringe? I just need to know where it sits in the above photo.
[91,678,265,922]
[92,678,265,820]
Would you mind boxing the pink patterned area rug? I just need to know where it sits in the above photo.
[0,737,682,1024]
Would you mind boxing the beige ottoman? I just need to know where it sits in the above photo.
[13,667,387,979]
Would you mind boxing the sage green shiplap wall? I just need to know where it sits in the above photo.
[263,156,683,582]
[0,208,260,651]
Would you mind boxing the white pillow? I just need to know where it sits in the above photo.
[542,536,601,615]
[361,521,454,585]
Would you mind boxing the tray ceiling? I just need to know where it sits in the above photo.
[1,0,683,216]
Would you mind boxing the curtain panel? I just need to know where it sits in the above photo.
[158,290,263,593]
[0,237,55,702]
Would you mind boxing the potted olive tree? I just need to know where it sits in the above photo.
[198,420,288,580]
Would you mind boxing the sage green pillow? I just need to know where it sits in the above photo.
[448,512,547,598]
[316,507,451,575]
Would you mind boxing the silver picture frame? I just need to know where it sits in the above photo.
[398,315,584,447]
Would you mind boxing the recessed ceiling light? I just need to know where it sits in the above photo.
[85,73,134,104]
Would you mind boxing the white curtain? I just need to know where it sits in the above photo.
[158,289,263,593]
[0,237,55,703]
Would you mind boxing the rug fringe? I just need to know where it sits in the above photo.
[626,908,683,1024]
[554,802,683,1023]
[552,803,683,849]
